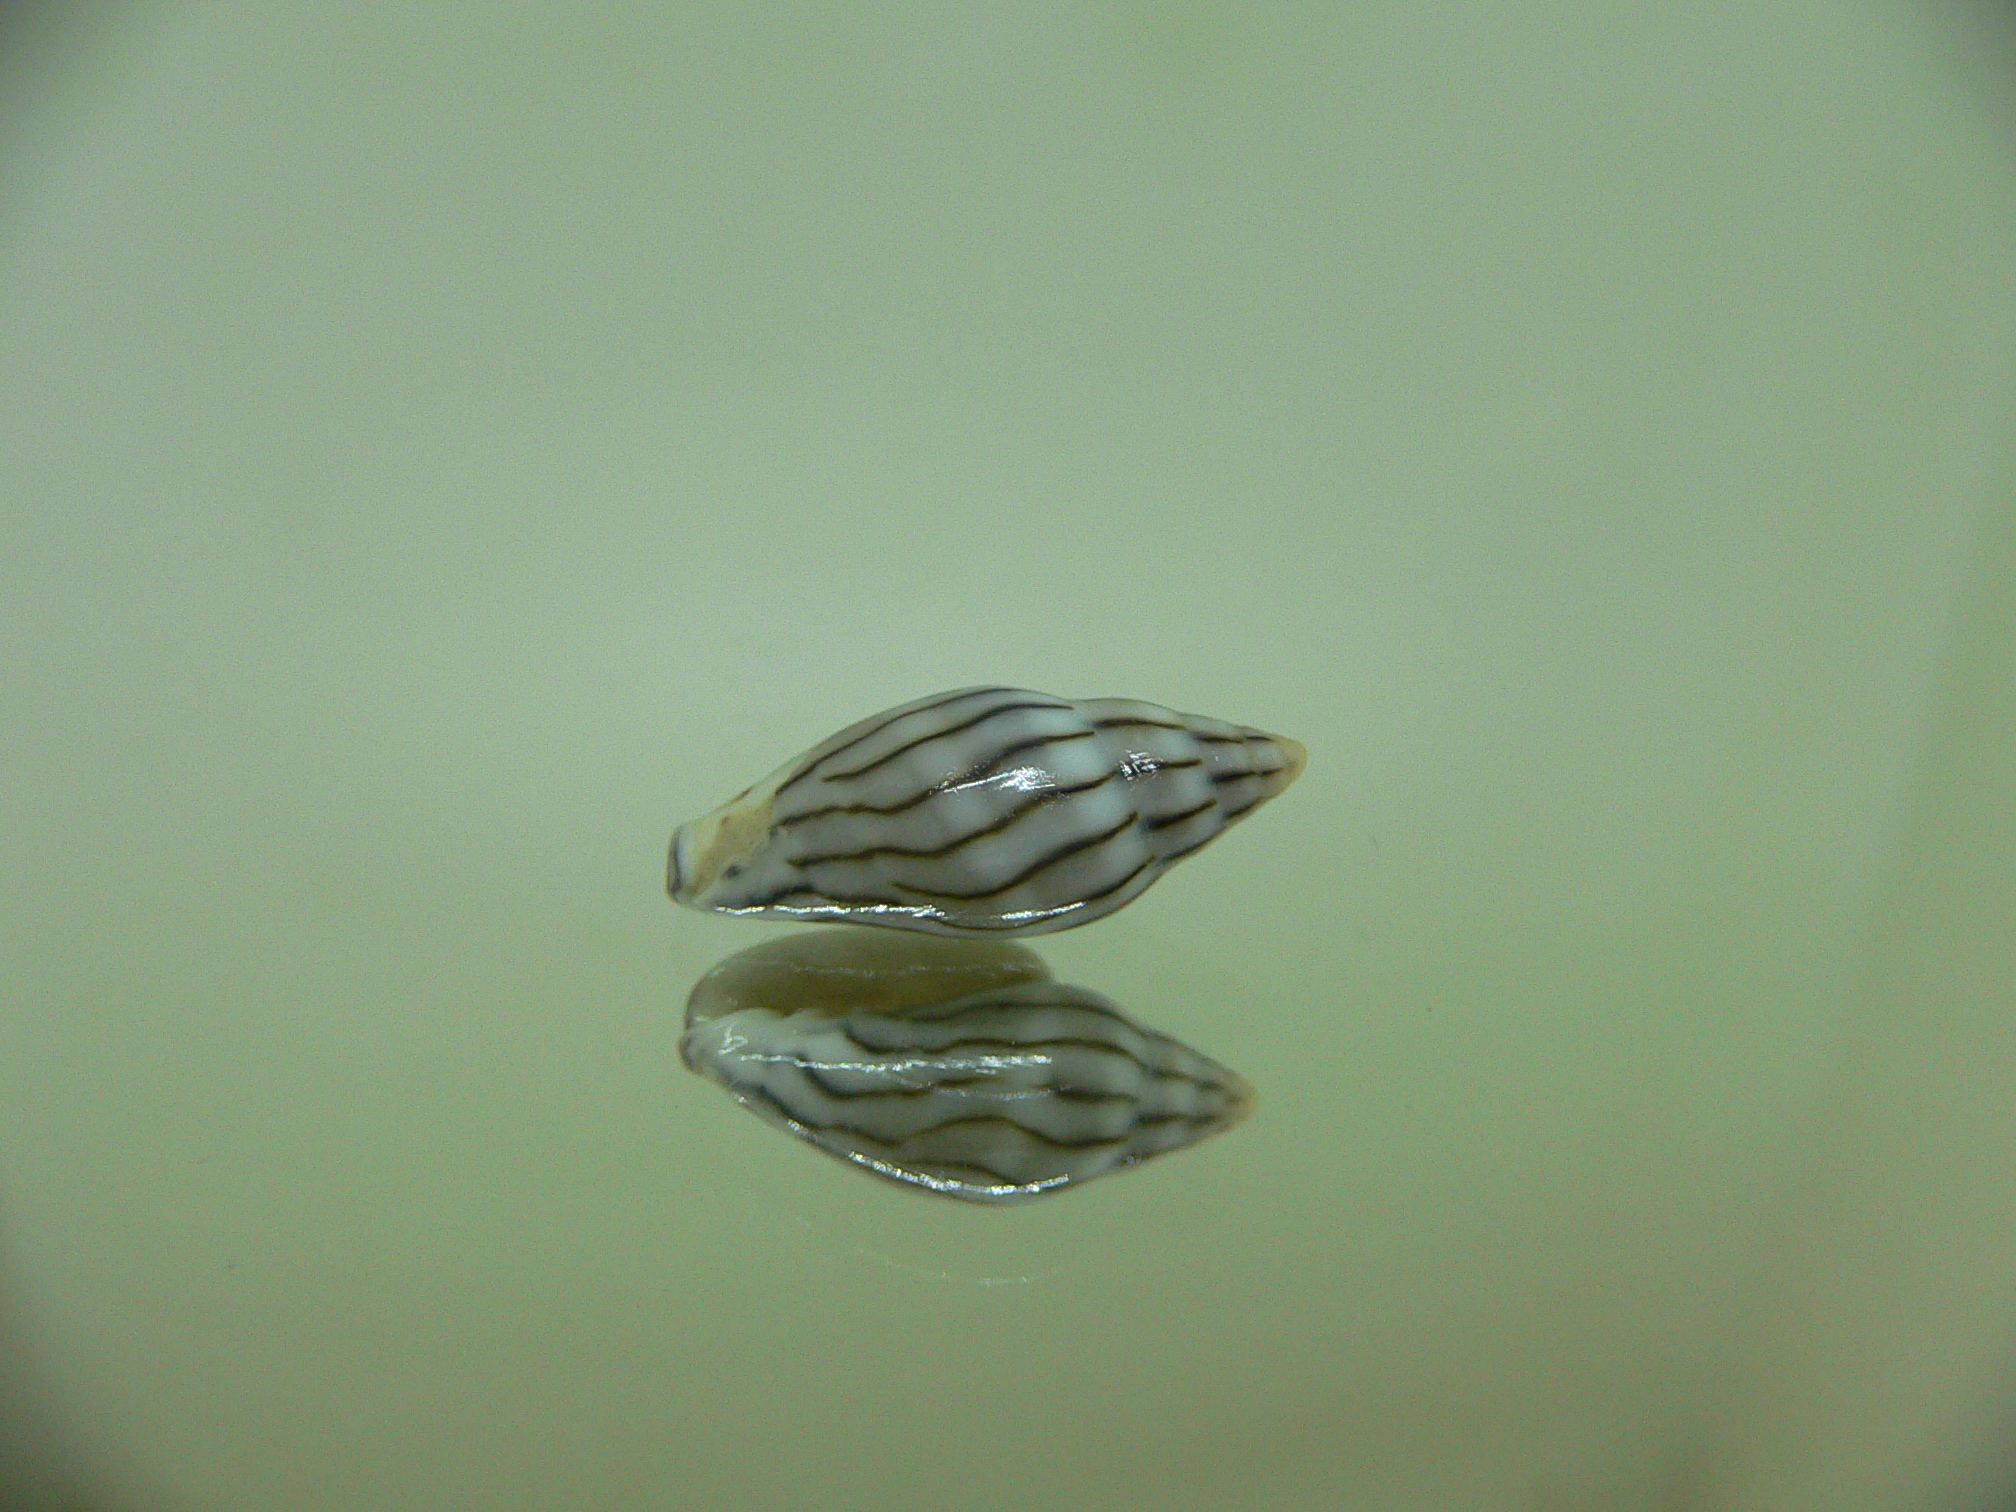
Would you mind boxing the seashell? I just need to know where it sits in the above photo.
[681,930,1255,1204]
[668,686,1305,936]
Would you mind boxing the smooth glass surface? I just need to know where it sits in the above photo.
[4,4,2015,1509]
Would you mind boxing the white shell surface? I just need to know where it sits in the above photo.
[668,686,1306,936]
[681,931,1254,1204]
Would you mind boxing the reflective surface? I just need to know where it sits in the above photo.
[3,4,2016,1511]
[681,930,1254,1201]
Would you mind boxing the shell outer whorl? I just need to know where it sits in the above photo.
[680,928,1255,1204]
[667,687,1306,937]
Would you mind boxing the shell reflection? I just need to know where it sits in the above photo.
[667,686,1306,936]
[681,930,1255,1204]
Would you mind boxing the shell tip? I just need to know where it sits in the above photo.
[1277,735,1308,788]
[1229,1070,1259,1119]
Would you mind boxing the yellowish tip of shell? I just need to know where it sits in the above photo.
[1276,736,1308,788]
[668,795,774,903]
[1222,1070,1259,1124]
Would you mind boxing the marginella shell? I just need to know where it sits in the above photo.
[681,930,1255,1203]
[668,686,1306,936]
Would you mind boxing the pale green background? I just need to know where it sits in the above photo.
[4,3,2016,1510]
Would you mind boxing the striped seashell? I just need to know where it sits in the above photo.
[667,686,1306,936]
[681,930,1254,1203]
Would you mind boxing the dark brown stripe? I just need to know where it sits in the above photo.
[1092,715,1259,747]
[1208,758,1286,788]
[1013,852,1158,920]
[742,1077,1138,1153]
[890,811,1139,902]
[840,1023,1152,1062]
[1145,797,1217,832]
[731,1083,1087,1185]
[878,1112,1136,1154]
[815,698,1077,784]
[894,850,1162,930]
[1090,715,1188,732]
[780,777,951,829]
[778,730,1103,832]
[787,770,1117,867]
[801,1067,1145,1103]
[953,726,1098,776]
[771,687,1024,799]
[897,1109,1222,1150]
[740,1075,1227,1151]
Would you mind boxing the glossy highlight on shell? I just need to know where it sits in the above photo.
[667,686,1306,937]
[681,931,1255,1204]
